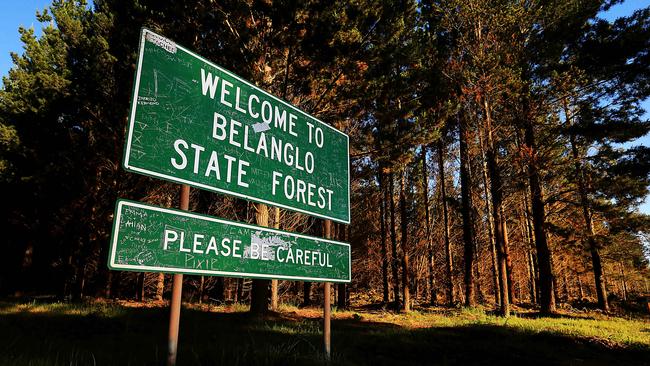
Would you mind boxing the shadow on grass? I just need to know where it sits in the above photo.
[0,302,648,366]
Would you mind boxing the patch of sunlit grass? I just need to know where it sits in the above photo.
[0,300,124,317]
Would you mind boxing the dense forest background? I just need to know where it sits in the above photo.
[1,0,649,317]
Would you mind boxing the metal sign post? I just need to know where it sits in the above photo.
[323,219,332,361]
[167,184,189,366]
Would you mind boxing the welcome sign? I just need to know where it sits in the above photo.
[123,29,350,223]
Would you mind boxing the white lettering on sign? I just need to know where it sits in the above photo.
[161,228,333,268]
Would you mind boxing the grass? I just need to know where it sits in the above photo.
[0,300,648,365]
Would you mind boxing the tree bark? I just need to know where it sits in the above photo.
[501,206,515,304]
[479,126,500,306]
[212,277,224,303]
[302,282,312,307]
[388,171,401,309]
[563,98,609,312]
[438,141,455,306]
[198,276,205,304]
[459,114,475,307]
[154,273,165,301]
[576,272,584,299]
[522,191,538,304]
[236,278,244,303]
[483,96,509,316]
[105,271,113,299]
[250,203,270,316]
[379,170,390,304]
[569,131,609,311]
[523,107,556,313]
[421,147,437,305]
[136,272,145,302]
[271,207,280,311]
[620,262,628,301]
[400,172,411,312]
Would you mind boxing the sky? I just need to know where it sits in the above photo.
[0,0,649,212]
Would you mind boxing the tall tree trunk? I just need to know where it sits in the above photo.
[421,147,437,305]
[483,96,509,316]
[527,249,537,304]
[271,207,280,311]
[522,191,538,304]
[523,106,556,314]
[156,273,165,301]
[562,269,570,301]
[236,278,244,303]
[400,172,411,312]
[551,254,560,304]
[459,115,475,307]
[569,133,609,311]
[198,276,205,304]
[302,282,312,307]
[501,206,515,304]
[438,141,455,306]
[576,272,584,299]
[212,277,225,303]
[136,273,145,301]
[105,271,113,299]
[563,98,609,312]
[379,170,390,304]
[479,126,500,306]
[250,203,270,316]
[619,262,628,301]
[474,235,485,303]
[389,171,401,309]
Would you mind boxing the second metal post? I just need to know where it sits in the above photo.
[323,219,332,361]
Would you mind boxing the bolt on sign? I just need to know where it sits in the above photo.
[123,29,350,223]
[108,200,351,283]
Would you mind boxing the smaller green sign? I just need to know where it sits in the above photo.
[108,200,351,283]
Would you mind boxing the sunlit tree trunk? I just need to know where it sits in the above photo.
[566,100,609,312]
[156,273,165,301]
[619,262,628,301]
[400,172,411,312]
[483,96,509,316]
[438,140,454,306]
[421,147,437,305]
[459,114,475,307]
[501,206,515,304]
[250,203,270,315]
[389,171,401,309]
[522,100,556,313]
[271,207,280,311]
[379,170,390,304]
[479,125,500,306]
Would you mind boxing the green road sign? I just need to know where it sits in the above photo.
[124,29,350,223]
[108,200,351,283]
